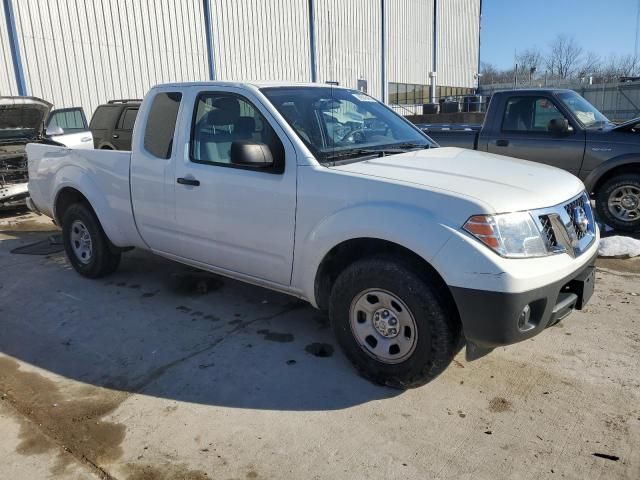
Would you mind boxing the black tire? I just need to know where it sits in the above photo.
[595,173,640,232]
[62,203,121,278]
[328,255,460,389]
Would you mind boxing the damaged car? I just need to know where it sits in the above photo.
[0,96,92,209]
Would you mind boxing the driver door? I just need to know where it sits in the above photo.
[173,87,297,286]
[486,96,585,175]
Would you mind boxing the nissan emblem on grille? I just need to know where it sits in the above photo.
[573,206,589,233]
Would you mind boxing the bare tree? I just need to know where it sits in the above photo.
[597,54,639,81]
[516,48,543,80]
[546,34,583,79]
[576,51,601,80]
[480,62,515,84]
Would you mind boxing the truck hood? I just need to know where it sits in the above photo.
[0,96,52,142]
[611,117,640,132]
[330,147,585,213]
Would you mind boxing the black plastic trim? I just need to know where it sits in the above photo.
[450,249,597,350]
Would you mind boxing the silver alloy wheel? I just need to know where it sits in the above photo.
[608,185,640,222]
[70,220,93,264]
[349,288,418,364]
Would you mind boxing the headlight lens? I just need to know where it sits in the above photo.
[463,212,548,258]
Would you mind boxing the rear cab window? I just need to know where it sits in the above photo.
[143,92,182,159]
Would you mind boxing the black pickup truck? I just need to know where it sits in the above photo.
[419,89,640,231]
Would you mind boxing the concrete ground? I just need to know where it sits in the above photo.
[0,210,638,480]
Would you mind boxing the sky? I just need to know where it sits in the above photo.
[481,0,639,69]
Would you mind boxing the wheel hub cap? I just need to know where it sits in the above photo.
[349,289,418,364]
[70,220,93,264]
[373,308,400,338]
[621,195,638,210]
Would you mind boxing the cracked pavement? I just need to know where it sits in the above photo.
[0,211,639,479]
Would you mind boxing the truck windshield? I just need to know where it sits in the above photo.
[261,86,434,163]
[558,91,611,129]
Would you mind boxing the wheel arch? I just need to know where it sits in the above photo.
[584,155,640,195]
[313,237,458,319]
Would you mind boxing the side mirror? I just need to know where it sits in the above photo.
[230,141,274,168]
[45,125,64,136]
[548,118,570,135]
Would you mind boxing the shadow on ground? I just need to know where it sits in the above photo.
[0,232,401,411]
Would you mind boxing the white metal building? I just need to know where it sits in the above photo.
[0,0,481,117]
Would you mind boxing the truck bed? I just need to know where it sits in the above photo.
[417,124,480,150]
[26,143,142,247]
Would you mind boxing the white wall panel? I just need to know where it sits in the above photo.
[386,0,434,86]
[0,3,19,96]
[210,0,310,82]
[314,0,381,99]
[437,0,480,89]
[9,0,209,117]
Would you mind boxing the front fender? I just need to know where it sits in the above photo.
[583,153,640,193]
[293,202,455,307]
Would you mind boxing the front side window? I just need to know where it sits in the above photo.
[47,108,87,133]
[261,86,433,163]
[190,93,283,167]
[143,92,182,159]
[502,97,568,133]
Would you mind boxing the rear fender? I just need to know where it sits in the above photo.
[52,166,130,247]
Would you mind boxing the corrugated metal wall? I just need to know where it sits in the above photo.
[0,0,480,117]
[209,0,310,82]
[0,3,18,95]
[387,0,434,86]
[314,0,382,99]
[4,0,209,116]
[436,0,480,89]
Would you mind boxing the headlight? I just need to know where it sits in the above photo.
[463,212,548,258]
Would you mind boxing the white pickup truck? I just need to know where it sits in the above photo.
[27,82,598,388]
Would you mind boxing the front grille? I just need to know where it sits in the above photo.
[533,192,595,258]
[564,195,590,240]
[539,215,558,248]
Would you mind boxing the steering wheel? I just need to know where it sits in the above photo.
[340,128,367,144]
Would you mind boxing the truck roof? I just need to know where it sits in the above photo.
[148,81,355,91]
[491,88,575,95]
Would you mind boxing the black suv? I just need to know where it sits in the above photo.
[89,99,141,150]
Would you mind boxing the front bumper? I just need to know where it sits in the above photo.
[450,249,597,359]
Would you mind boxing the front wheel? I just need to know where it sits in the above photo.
[329,256,460,388]
[595,173,640,232]
[62,203,121,278]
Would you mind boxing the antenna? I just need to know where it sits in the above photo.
[636,0,640,59]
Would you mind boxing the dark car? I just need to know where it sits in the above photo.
[419,89,640,231]
[89,99,141,150]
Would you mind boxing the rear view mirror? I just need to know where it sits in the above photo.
[46,125,64,136]
[548,118,570,135]
[230,141,274,168]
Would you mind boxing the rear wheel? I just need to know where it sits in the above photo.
[329,256,460,389]
[596,173,640,232]
[62,203,120,278]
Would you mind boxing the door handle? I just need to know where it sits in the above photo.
[177,177,200,186]
[112,134,119,139]
[495,139,509,147]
